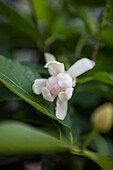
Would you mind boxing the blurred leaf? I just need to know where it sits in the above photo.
[75,0,105,6]
[71,148,113,169]
[69,4,98,36]
[0,121,68,154]
[0,23,36,47]
[41,155,55,170]
[78,72,113,86]
[82,150,113,170]
[93,72,113,85]
[0,155,21,166]
[0,0,43,48]
[0,120,113,169]
[83,82,113,102]
[96,52,113,72]
[0,30,12,58]
[31,0,52,20]
[0,121,112,170]
[50,15,85,38]
[0,89,20,102]
[13,107,53,126]
[101,26,113,48]
[73,90,100,108]
[62,105,81,144]
[93,135,110,155]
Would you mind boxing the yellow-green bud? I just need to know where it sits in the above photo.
[91,103,113,133]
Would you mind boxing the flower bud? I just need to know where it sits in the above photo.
[91,103,113,133]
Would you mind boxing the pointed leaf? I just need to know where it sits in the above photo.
[0,121,68,154]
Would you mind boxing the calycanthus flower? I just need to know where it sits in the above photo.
[32,53,95,120]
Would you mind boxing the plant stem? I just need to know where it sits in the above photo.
[81,128,98,151]
[75,32,87,60]
[69,131,74,145]
[91,1,110,61]
[91,31,101,61]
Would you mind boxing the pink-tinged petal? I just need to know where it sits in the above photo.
[44,52,56,63]
[44,61,64,76]
[57,73,72,89]
[67,58,95,78]
[55,98,67,120]
[46,76,57,91]
[58,88,74,101]
[42,87,55,102]
[32,79,47,95]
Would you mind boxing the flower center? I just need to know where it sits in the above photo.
[46,76,64,96]
[46,73,72,96]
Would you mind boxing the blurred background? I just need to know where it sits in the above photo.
[0,0,113,169]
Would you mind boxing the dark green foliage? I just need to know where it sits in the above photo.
[0,0,113,169]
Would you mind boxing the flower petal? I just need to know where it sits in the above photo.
[45,61,64,76]
[32,79,47,95]
[57,73,72,89]
[67,58,95,78]
[42,87,55,102]
[55,98,67,120]
[44,52,56,63]
[58,88,74,101]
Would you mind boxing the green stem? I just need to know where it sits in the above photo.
[69,131,73,145]
[81,128,98,151]
[75,32,87,59]
[52,120,73,145]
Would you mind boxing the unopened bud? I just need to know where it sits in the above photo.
[91,103,113,133]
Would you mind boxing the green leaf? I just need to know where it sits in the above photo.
[73,90,100,108]
[69,4,98,36]
[0,121,68,154]
[0,23,36,47]
[0,89,20,102]
[0,55,72,139]
[93,72,113,85]
[0,0,43,48]
[84,82,113,102]
[0,30,12,58]
[0,55,55,119]
[13,107,54,126]
[78,72,113,86]
[71,148,113,170]
[93,135,110,155]
[31,0,52,20]
[75,0,105,6]
[101,27,113,48]
[83,150,113,170]
[96,52,113,72]
[0,120,113,170]
[62,105,81,144]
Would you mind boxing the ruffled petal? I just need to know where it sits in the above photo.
[44,52,56,63]
[55,98,67,120]
[45,61,64,76]
[32,79,47,95]
[57,73,72,89]
[67,58,95,78]
[42,87,55,102]
[58,88,74,101]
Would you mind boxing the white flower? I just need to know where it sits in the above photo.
[32,53,95,120]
